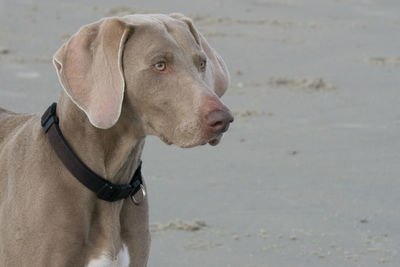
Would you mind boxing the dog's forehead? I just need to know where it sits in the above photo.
[122,14,185,30]
[122,14,199,52]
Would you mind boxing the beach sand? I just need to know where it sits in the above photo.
[1,0,399,266]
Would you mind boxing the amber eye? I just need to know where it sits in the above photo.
[200,59,206,71]
[154,62,167,71]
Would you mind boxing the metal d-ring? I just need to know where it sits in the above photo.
[131,184,146,206]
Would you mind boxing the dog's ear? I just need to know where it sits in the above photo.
[170,13,230,97]
[53,18,132,129]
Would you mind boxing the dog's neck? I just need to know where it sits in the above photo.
[52,94,148,259]
[56,93,145,185]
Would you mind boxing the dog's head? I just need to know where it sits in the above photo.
[53,14,233,148]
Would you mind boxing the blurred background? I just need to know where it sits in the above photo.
[1,0,399,266]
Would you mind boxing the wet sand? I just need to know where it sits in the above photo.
[1,0,400,266]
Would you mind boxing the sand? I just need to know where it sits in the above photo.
[1,0,399,266]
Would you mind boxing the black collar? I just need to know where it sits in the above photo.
[41,103,145,204]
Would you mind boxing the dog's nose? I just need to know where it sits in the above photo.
[205,109,234,134]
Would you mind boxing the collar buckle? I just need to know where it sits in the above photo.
[96,183,136,202]
[96,183,119,201]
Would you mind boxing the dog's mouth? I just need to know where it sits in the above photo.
[155,122,225,148]
[159,133,223,148]
[159,133,173,145]
[207,134,223,146]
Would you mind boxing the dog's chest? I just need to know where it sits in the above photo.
[86,243,130,267]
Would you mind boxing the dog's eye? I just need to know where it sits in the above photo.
[200,59,206,71]
[154,62,167,71]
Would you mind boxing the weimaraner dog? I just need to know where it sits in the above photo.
[0,13,233,266]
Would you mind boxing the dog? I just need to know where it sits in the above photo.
[0,13,233,266]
